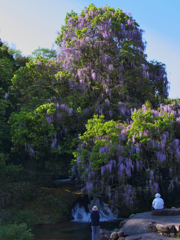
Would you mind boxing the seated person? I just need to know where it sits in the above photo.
[152,193,164,210]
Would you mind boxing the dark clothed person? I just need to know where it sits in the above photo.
[91,211,100,226]
[90,206,100,240]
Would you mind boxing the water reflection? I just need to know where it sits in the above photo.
[33,221,120,240]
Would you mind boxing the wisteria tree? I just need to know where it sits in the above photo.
[9,3,170,183]
[55,3,169,109]
[72,102,180,215]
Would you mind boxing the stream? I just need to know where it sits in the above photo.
[33,220,121,240]
[33,183,122,240]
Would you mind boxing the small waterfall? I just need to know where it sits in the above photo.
[72,203,90,221]
[52,176,73,186]
[72,199,117,222]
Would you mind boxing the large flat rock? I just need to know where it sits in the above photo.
[124,232,176,239]
[152,208,180,216]
[122,211,180,236]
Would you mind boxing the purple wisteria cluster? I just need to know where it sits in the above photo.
[72,102,180,208]
[56,4,169,108]
[91,98,135,122]
[25,144,35,155]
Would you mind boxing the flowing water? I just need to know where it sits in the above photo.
[33,198,122,240]
[71,202,117,221]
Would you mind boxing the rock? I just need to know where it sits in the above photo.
[110,232,118,240]
[128,238,142,240]
[169,232,175,237]
[175,225,180,232]
[151,224,157,232]
[119,220,126,229]
[111,228,120,233]
[156,224,169,233]
[117,211,180,239]
[101,236,109,240]
[100,229,111,240]
[148,223,152,228]
[117,231,124,237]
[129,214,135,218]
[168,224,175,233]
[163,232,168,236]
[152,208,180,216]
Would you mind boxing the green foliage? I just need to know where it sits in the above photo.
[8,105,55,153]
[0,88,10,151]
[8,47,22,58]
[10,59,61,111]
[1,208,36,227]
[79,114,121,142]
[144,100,152,109]
[0,58,15,92]
[0,42,15,92]
[8,47,32,68]
[0,223,34,240]
[3,43,32,68]
[127,108,175,145]
[165,98,180,105]
[0,153,22,182]
[148,60,168,100]
[73,114,122,171]
[0,40,26,158]
[14,54,32,68]
[31,46,56,59]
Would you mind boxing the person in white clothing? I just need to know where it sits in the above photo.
[152,193,164,210]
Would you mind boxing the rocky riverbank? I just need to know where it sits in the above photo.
[101,211,180,239]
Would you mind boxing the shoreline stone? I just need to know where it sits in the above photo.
[152,208,180,216]
[102,210,180,240]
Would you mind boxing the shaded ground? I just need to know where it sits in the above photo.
[0,181,81,224]
[25,183,81,224]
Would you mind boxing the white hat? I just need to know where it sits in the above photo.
[155,193,161,198]
[92,206,98,211]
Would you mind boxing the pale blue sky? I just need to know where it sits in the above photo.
[0,0,179,99]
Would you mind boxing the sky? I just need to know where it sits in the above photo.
[0,0,179,99]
